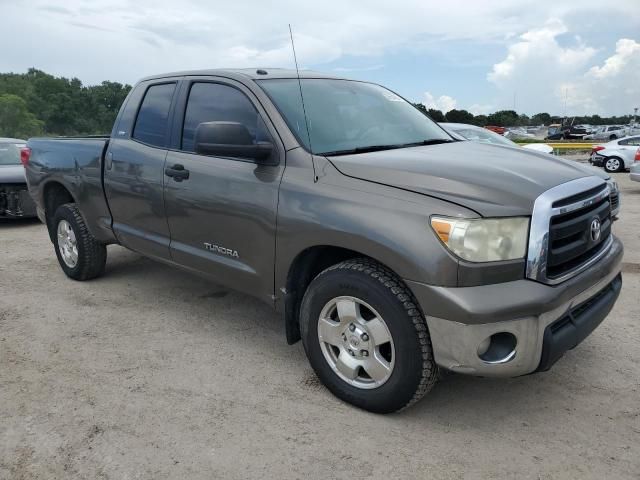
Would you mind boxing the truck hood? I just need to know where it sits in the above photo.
[327,142,605,216]
[0,165,27,183]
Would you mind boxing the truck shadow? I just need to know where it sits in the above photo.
[0,217,41,228]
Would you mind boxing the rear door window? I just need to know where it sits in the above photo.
[132,83,176,148]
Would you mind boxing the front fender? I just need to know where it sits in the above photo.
[274,157,477,294]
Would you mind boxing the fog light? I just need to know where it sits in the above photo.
[477,332,517,364]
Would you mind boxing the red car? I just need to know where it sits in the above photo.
[485,125,506,135]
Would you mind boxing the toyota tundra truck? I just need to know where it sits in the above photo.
[24,69,623,413]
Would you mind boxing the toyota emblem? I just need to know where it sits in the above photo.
[590,217,601,242]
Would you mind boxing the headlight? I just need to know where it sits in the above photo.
[430,216,530,262]
[607,179,618,193]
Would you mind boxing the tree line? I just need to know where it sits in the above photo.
[0,69,131,139]
[0,69,635,138]
[413,104,635,128]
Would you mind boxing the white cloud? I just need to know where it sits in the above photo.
[588,38,640,79]
[488,19,596,86]
[560,38,640,115]
[2,0,637,85]
[423,92,457,113]
[467,104,494,115]
[487,18,640,115]
[1,1,639,115]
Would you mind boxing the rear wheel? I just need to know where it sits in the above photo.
[53,203,106,280]
[604,156,624,173]
[300,259,438,413]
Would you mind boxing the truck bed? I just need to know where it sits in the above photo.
[26,136,116,243]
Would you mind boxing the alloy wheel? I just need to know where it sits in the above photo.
[317,296,395,389]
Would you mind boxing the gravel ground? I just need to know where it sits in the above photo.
[1,171,639,480]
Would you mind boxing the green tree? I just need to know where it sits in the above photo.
[531,112,551,125]
[427,108,445,122]
[413,102,427,113]
[445,109,475,124]
[0,69,131,136]
[0,94,43,138]
[487,110,519,127]
[472,114,488,126]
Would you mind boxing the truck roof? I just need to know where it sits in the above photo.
[139,68,344,82]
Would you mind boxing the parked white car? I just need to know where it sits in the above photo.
[590,135,640,172]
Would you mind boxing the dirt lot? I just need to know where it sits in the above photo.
[1,171,639,480]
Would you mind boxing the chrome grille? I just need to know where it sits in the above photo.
[527,177,612,285]
[546,188,611,279]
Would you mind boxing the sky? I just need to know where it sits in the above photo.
[1,0,639,116]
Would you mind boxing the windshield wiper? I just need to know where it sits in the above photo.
[320,138,457,156]
[319,144,406,156]
[400,138,457,147]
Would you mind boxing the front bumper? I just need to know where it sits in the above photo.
[406,236,623,377]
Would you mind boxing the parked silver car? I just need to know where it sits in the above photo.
[590,135,640,172]
[441,123,554,154]
[0,137,37,218]
[584,125,628,141]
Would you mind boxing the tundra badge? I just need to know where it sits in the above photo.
[204,243,239,258]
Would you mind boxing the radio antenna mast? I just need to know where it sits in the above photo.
[289,24,317,180]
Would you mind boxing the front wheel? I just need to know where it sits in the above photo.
[52,203,107,280]
[604,156,624,173]
[300,259,438,413]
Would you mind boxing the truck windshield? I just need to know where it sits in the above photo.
[258,79,452,156]
[0,143,24,166]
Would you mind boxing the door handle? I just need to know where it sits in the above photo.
[165,164,190,182]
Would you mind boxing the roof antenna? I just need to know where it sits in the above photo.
[289,24,317,181]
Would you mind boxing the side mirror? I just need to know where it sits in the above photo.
[194,121,275,164]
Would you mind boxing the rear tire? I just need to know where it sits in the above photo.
[300,258,438,413]
[52,203,106,280]
[604,156,624,173]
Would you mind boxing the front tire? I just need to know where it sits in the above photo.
[604,156,624,173]
[52,203,106,280]
[300,259,438,413]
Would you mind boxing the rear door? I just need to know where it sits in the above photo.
[162,78,285,301]
[104,80,178,260]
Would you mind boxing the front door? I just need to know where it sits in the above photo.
[163,79,284,301]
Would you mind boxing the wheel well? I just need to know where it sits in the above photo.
[42,182,74,242]
[284,246,372,344]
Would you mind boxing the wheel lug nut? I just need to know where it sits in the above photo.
[348,349,355,356]
[361,333,369,341]
[348,323,356,332]
[361,350,369,357]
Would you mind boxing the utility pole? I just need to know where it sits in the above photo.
[634,107,638,126]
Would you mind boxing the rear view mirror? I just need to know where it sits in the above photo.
[194,121,275,164]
